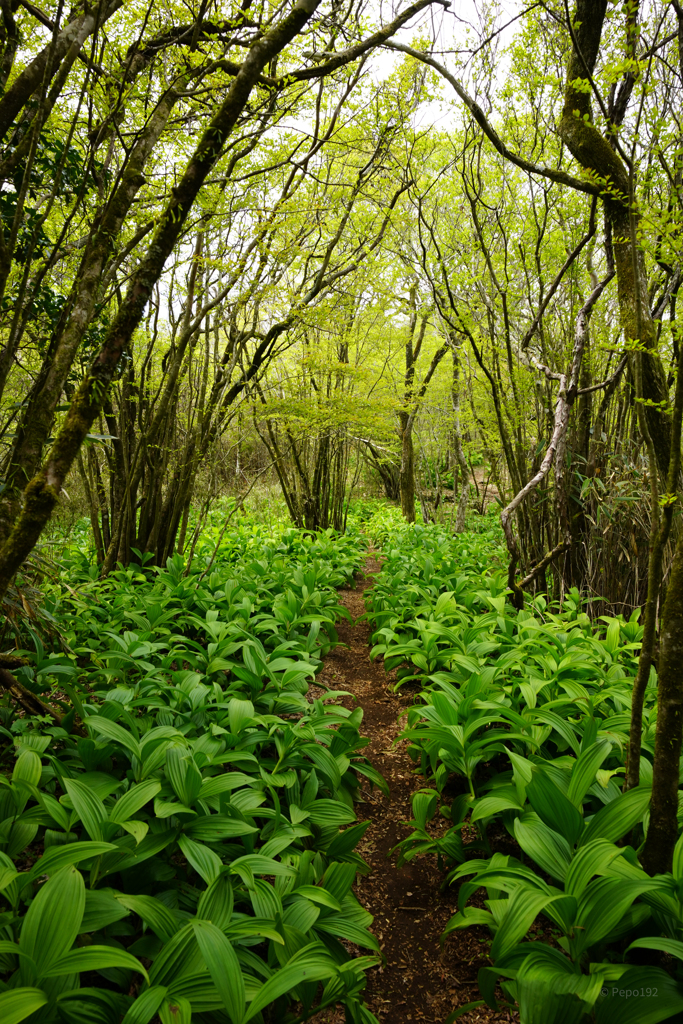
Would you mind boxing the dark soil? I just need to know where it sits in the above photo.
[308,555,518,1024]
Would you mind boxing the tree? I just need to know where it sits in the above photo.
[0,0,444,596]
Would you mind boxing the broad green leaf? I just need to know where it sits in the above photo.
[178,835,222,885]
[149,924,205,986]
[579,787,651,847]
[13,749,42,788]
[513,814,571,882]
[121,986,168,1024]
[197,874,234,929]
[64,778,108,842]
[120,820,149,844]
[20,865,85,977]
[527,770,583,846]
[626,937,683,961]
[293,885,342,912]
[490,887,561,960]
[193,920,245,1024]
[116,894,179,942]
[56,987,127,1024]
[306,799,356,826]
[86,718,142,760]
[42,945,149,981]
[229,855,297,882]
[27,842,117,881]
[166,746,202,807]
[159,998,191,1024]
[81,889,130,932]
[565,840,626,899]
[110,780,162,823]
[301,744,341,790]
[574,878,655,955]
[517,950,602,1024]
[567,740,611,808]
[595,967,683,1024]
[244,949,336,1022]
[0,988,48,1024]
[228,698,254,735]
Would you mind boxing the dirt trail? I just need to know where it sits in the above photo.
[310,555,515,1024]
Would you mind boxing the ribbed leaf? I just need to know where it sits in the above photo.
[513,815,571,882]
[20,865,85,977]
[185,816,258,841]
[626,937,683,961]
[116,894,179,942]
[244,949,336,1023]
[0,988,48,1024]
[56,987,127,1024]
[86,718,142,760]
[301,745,341,790]
[306,800,356,826]
[527,771,583,846]
[13,749,42,788]
[197,874,234,930]
[517,951,602,1024]
[595,967,683,1024]
[81,889,130,932]
[42,944,149,981]
[159,997,191,1024]
[315,918,379,949]
[110,780,162,823]
[64,778,108,842]
[193,920,245,1024]
[28,841,116,881]
[573,878,655,956]
[178,835,222,885]
[229,855,297,882]
[579,787,651,847]
[120,820,149,845]
[567,740,612,808]
[149,924,205,987]
[166,746,202,807]
[564,840,625,898]
[293,886,342,912]
[228,698,254,735]
[121,986,168,1024]
[490,887,560,960]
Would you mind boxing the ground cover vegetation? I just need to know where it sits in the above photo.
[1,0,683,1019]
[363,512,677,1021]
[0,518,394,1024]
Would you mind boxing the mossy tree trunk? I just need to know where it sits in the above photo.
[557,0,671,480]
[0,0,324,601]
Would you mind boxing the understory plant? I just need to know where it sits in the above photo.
[0,520,384,1024]
[366,521,683,1023]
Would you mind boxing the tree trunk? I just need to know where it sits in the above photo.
[399,413,416,523]
[641,531,683,874]
[558,0,671,481]
[451,345,470,532]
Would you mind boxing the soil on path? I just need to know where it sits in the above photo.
[309,555,517,1024]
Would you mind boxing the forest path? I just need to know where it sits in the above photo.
[309,553,514,1024]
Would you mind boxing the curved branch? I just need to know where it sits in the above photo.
[383,42,601,196]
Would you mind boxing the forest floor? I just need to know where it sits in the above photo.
[308,554,518,1024]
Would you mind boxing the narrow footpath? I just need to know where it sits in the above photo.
[309,555,517,1024]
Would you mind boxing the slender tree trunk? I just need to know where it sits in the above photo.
[450,345,470,531]
[641,531,683,874]
[398,412,416,523]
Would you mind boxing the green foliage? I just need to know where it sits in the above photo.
[0,520,385,1023]
[366,521,683,1022]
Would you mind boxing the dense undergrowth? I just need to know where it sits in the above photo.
[0,519,386,1024]
[363,509,683,1024]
